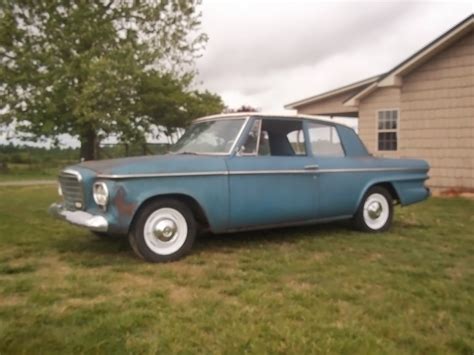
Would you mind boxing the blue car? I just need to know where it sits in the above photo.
[49,113,430,262]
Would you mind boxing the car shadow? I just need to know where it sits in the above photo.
[50,231,135,264]
[192,220,356,254]
[51,220,364,263]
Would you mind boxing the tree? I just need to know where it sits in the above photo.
[0,0,209,160]
[138,72,224,139]
[224,105,259,113]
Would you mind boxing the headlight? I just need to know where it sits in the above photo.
[58,183,63,197]
[93,182,109,208]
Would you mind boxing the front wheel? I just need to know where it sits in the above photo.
[129,199,197,262]
[353,186,393,232]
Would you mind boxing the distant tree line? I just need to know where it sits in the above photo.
[224,105,260,113]
[0,143,78,166]
[0,142,171,170]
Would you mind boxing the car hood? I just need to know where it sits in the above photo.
[76,154,228,176]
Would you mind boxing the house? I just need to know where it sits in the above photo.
[285,15,473,194]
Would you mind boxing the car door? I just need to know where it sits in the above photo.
[305,120,365,219]
[225,117,319,229]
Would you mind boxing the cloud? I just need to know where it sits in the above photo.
[196,0,473,110]
[199,1,415,78]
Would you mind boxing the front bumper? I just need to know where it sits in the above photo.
[48,203,108,232]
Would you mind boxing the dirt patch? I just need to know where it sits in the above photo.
[311,251,330,262]
[436,187,474,199]
[35,255,74,284]
[168,286,193,304]
[367,253,383,262]
[166,262,206,279]
[55,296,109,314]
[286,279,312,291]
[445,265,465,281]
[111,272,158,295]
[280,274,313,292]
[0,296,27,307]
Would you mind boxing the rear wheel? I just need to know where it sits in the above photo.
[128,199,197,262]
[353,186,393,232]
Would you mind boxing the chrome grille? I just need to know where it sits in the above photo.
[58,170,84,211]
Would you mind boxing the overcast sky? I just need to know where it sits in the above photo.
[196,0,473,112]
[2,1,472,147]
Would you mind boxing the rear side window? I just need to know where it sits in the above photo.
[286,129,306,155]
[307,122,345,157]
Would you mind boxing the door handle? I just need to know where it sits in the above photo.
[304,164,319,170]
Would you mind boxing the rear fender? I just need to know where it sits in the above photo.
[355,173,429,211]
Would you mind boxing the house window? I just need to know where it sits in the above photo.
[377,110,398,151]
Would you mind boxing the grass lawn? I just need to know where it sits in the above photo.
[0,186,473,354]
[0,164,60,182]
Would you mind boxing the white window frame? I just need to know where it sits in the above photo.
[240,119,262,156]
[376,109,399,152]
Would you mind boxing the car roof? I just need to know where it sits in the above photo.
[194,112,351,128]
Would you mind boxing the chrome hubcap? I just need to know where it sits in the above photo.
[367,201,383,219]
[153,219,177,242]
[363,193,390,230]
[144,207,188,256]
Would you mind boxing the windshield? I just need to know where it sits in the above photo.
[170,118,246,154]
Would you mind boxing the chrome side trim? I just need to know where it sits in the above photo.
[97,171,230,179]
[97,167,426,180]
[311,167,427,174]
[229,167,426,175]
[230,169,312,175]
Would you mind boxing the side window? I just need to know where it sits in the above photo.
[377,110,398,151]
[307,122,345,157]
[241,119,261,155]
[287,129,306,155]
[262,119,305,156]
[239,118,306,157]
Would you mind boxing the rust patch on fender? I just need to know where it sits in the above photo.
[114,186,136,217]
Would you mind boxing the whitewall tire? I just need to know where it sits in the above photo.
[353,186,393,232]
[129,199,196,262]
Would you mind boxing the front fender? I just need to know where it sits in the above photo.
[103,175,229,234]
